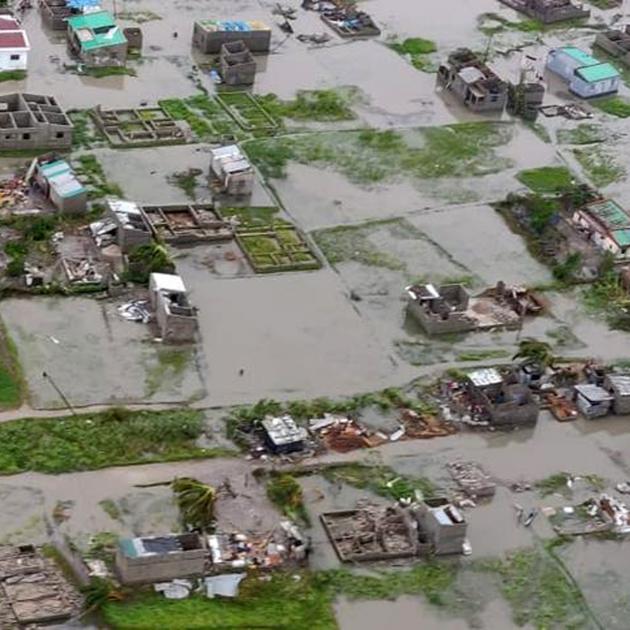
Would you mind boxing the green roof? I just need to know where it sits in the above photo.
[575,62,620,83]
[613,229,630,247]
[560,46,600,67]
[67,10,126,51]
[586,199,630,231]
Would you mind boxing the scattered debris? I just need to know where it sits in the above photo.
[448,461,496,498]
[117,299,151,323]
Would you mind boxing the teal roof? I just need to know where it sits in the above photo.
[586,199,630,231]
[560,46,600,67]
[613,229,630,247]
[67,10,126,51]
[119,538,137,558]
[40,159,71,178]
[575,62,619,83]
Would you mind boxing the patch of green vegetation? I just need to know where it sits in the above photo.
[556,124,606,145]
[117,10,161,22]
[84,66,136,79]
[593,96,630,118]
[104,565,455,629]
[535,472,605,497]
[159,98,212,139]
[587,0,622,9]
[583,270,630,330]
[527,122,552,144]
[74,154,123,199]
[266,474,309,525]
[389,37,438,72]
[477,12,544,35]
[480,548,590,629]
[68,110,100,148]
[167,168,201,200]
[99,499,122,521]
[259,88,356,121]
[0,317,23,409]
[517,166,575,194]
[552,251,582,284]
[321,462,436,501]
[0,408,231,475]
[126,242,174,285]
[313,218,409,270]
[145,348,192,397]
[219,206,280,227]
[0,69,26,82]
[456,349,510,362]
[573,147,625,187]
[244,122,513,183]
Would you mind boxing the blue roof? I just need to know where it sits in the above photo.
[559,46,600,67]
[66,0,100,8]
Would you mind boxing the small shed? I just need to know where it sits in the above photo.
[604,374,630,415]
[573,384,613,418]
[546,47,620,98]
[219,40,256,85]
[67,11,128,67]
[261,415,307,454]
[36,159,87,214]
[209,144,254,195]
[149,272,198,342]
[413,498,468,555]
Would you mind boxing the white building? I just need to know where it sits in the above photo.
[0,15,29,71]
[546,46,619,98]
[209,144,254,195]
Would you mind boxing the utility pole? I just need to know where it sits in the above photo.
[42,371,76,415]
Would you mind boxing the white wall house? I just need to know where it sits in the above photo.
[0,15,29,71]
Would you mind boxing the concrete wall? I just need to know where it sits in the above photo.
[115,548,206,585]
[155,292,198,342]
[0,50,27,71]
[569,75,619,99]
[406,299,475,335]
[193,23,271,54]
[414,501,467,555]
[52,190,88,215]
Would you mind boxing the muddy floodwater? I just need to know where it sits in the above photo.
[4,0,630,627]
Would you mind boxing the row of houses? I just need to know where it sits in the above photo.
[438,43,622,115]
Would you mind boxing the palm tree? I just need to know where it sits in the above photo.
[512,338,555,368]
[171,477,217,532]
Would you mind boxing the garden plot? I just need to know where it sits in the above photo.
[1,297,205,408]
[219,206,320,273]
[215,91,280,133]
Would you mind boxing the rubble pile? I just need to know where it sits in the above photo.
[0,545,82,628]
[448,461,497,498]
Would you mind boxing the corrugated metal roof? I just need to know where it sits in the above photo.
[68,10,127,51]
[467,368,502,388]
[584,199,630,231]
[457,66,485,84]
[198,19,270,32]
[575,62,619,83]
[612,229,630,247]
[607,374,630,396]
[559,46,600,67]
[574,384,613,403]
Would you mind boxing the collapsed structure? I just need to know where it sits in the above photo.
[67,10,128,67]
[0,545,82,627]
[497,0,589,24]
[149,272,198,343]
[546,47,620,98]
[193,20,271,54]
[219,41,257,86]
[465,368,540,427]
[0,92,73,150]
[90,198,152,253]
[437,48,507,113]
[405,281,539,335]
[595,26,630,68]
[604,374,630,414]
[321,499,469,563]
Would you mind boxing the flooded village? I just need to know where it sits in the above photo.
[2,0,630,628]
